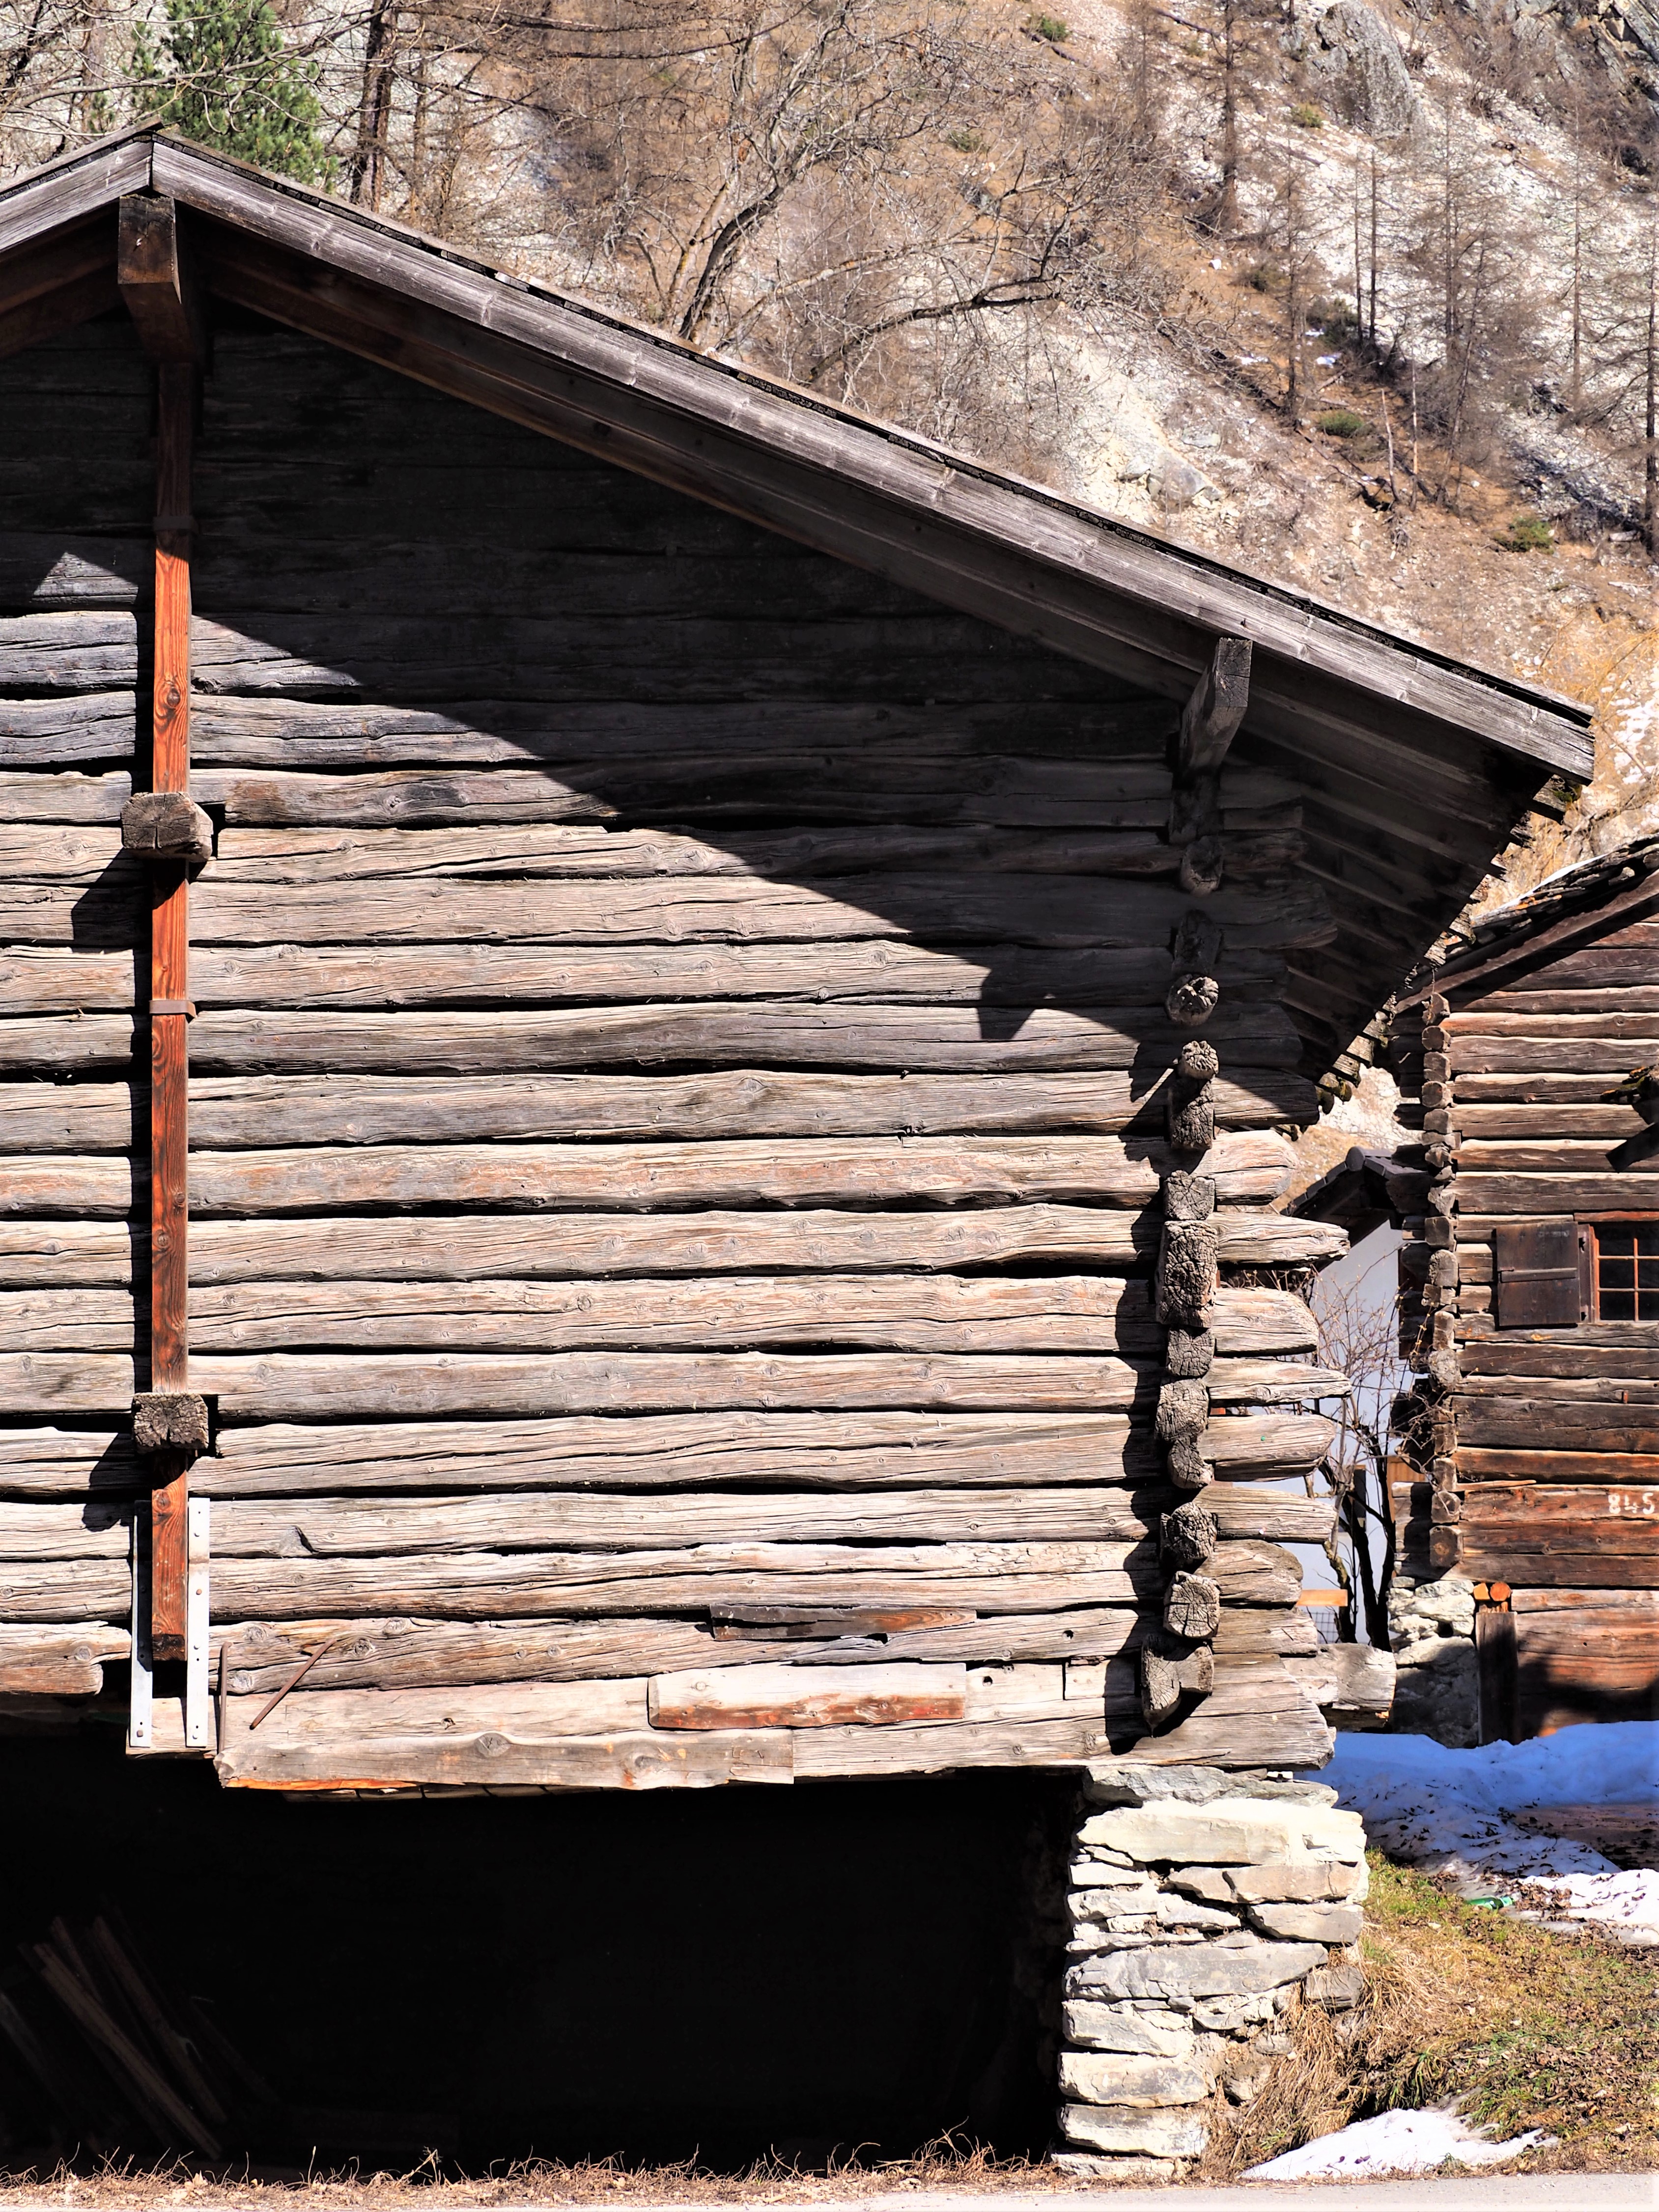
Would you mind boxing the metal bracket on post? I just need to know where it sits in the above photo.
[129,1514,153,1753]
[185,1496,211,1751]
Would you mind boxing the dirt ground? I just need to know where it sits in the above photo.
[0,2149,1077,2206]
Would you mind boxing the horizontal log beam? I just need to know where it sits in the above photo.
[187,1486,1335,1557]
[0,1127,1293,1220]
[0,938,1298,1014]
[0,1070,1318,1153]
[0,1274,1320,1360]
[0,1208,1346,1290]
[185,1003,1303,1075]
[211,1604,1314,1693]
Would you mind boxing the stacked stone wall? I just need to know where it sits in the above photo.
[1052,1763,1368,2179]
[1388,1574,1479,1746]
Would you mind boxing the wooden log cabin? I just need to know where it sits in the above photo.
[0,129,1595,1795]
[1383,838,1659,1740]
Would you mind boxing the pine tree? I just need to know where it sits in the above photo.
[134,0,329,184]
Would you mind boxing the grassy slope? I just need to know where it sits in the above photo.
[1207,1851,1659,2177]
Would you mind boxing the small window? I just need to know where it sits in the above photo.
[1588,1221,1659,1321]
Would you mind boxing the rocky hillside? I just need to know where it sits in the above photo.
[3,0,1655,882]
[409,0,1659,886]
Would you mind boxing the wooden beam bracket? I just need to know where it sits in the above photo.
[1170,637,1251,896]
[117,192,207,364]
[131,1391,209,1455]
[1178,635,1252,780]
[121,790,214,864]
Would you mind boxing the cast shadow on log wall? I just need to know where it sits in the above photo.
[0,313,1338,2165]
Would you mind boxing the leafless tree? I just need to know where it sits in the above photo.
[1646,214,1658,558]
[1269,140,1319,421]
[1312,1242,1413,1650]
[1406,94,1534,509]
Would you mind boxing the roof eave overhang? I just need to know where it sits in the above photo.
[0,132,1594,786]
[0,133,1603,1087]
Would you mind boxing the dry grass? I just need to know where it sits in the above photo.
[1199,1852,1659,2180]
[0,2141,1076,2208]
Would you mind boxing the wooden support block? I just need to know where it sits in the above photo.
[131,1393,208,1454]
[1178,637,1252,779]
[117,195,206,365]
[121,791,214,863]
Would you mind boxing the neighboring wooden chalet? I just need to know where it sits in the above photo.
[1305,842,1659,1738]
[0,130,1594,1793]
[1380,839,1659,1739]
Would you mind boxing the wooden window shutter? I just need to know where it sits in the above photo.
[1492,1219,1583,1328]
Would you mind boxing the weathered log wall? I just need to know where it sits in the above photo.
[0,317,1346,1785]
[1397,896,1659,1739]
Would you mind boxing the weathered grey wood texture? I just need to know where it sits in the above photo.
[1396,871,1659,1741]
[0,313,1352,1783]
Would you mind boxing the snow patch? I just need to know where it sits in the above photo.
[1243,2105,1555,2181]
[1305,1721,1659,1942]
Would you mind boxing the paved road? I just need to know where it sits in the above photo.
[543,2185,1659,2212]
[9,2184,1655,2211]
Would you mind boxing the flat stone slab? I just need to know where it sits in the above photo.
[1058,2100,1209,2158]
[1077,1795,1365,1868]
[1060,1999,1197,2056]
[1057,2051,1210,2108]
[1249,1900,1365,1942]
[1067,1937,1326,2001]
[1084,1761,1338,1807]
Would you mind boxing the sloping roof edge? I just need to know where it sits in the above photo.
[1396,833,1659,1008]
[0,130,1595,783]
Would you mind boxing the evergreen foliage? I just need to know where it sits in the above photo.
[134,0,328,183]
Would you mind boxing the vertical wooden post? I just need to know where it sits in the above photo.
[149,364,196,1662]
[120,195,208,1671]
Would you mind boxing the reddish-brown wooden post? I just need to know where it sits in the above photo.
[119,196,212,1664]
[149,364,193,1658]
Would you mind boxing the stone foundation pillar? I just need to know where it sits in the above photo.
[1051,1763,1368,2180]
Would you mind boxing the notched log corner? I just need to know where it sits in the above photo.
[131,1392,209,1455]
[1163,1571,1221,1641]
[1160,1500,1219,1569]
[1166,1038,1220,1155]
[121,792,215,865]
[1156,1222,1220,1331]
[1138,1639,1214,1728]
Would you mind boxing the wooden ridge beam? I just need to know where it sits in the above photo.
[116,194,206,366]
